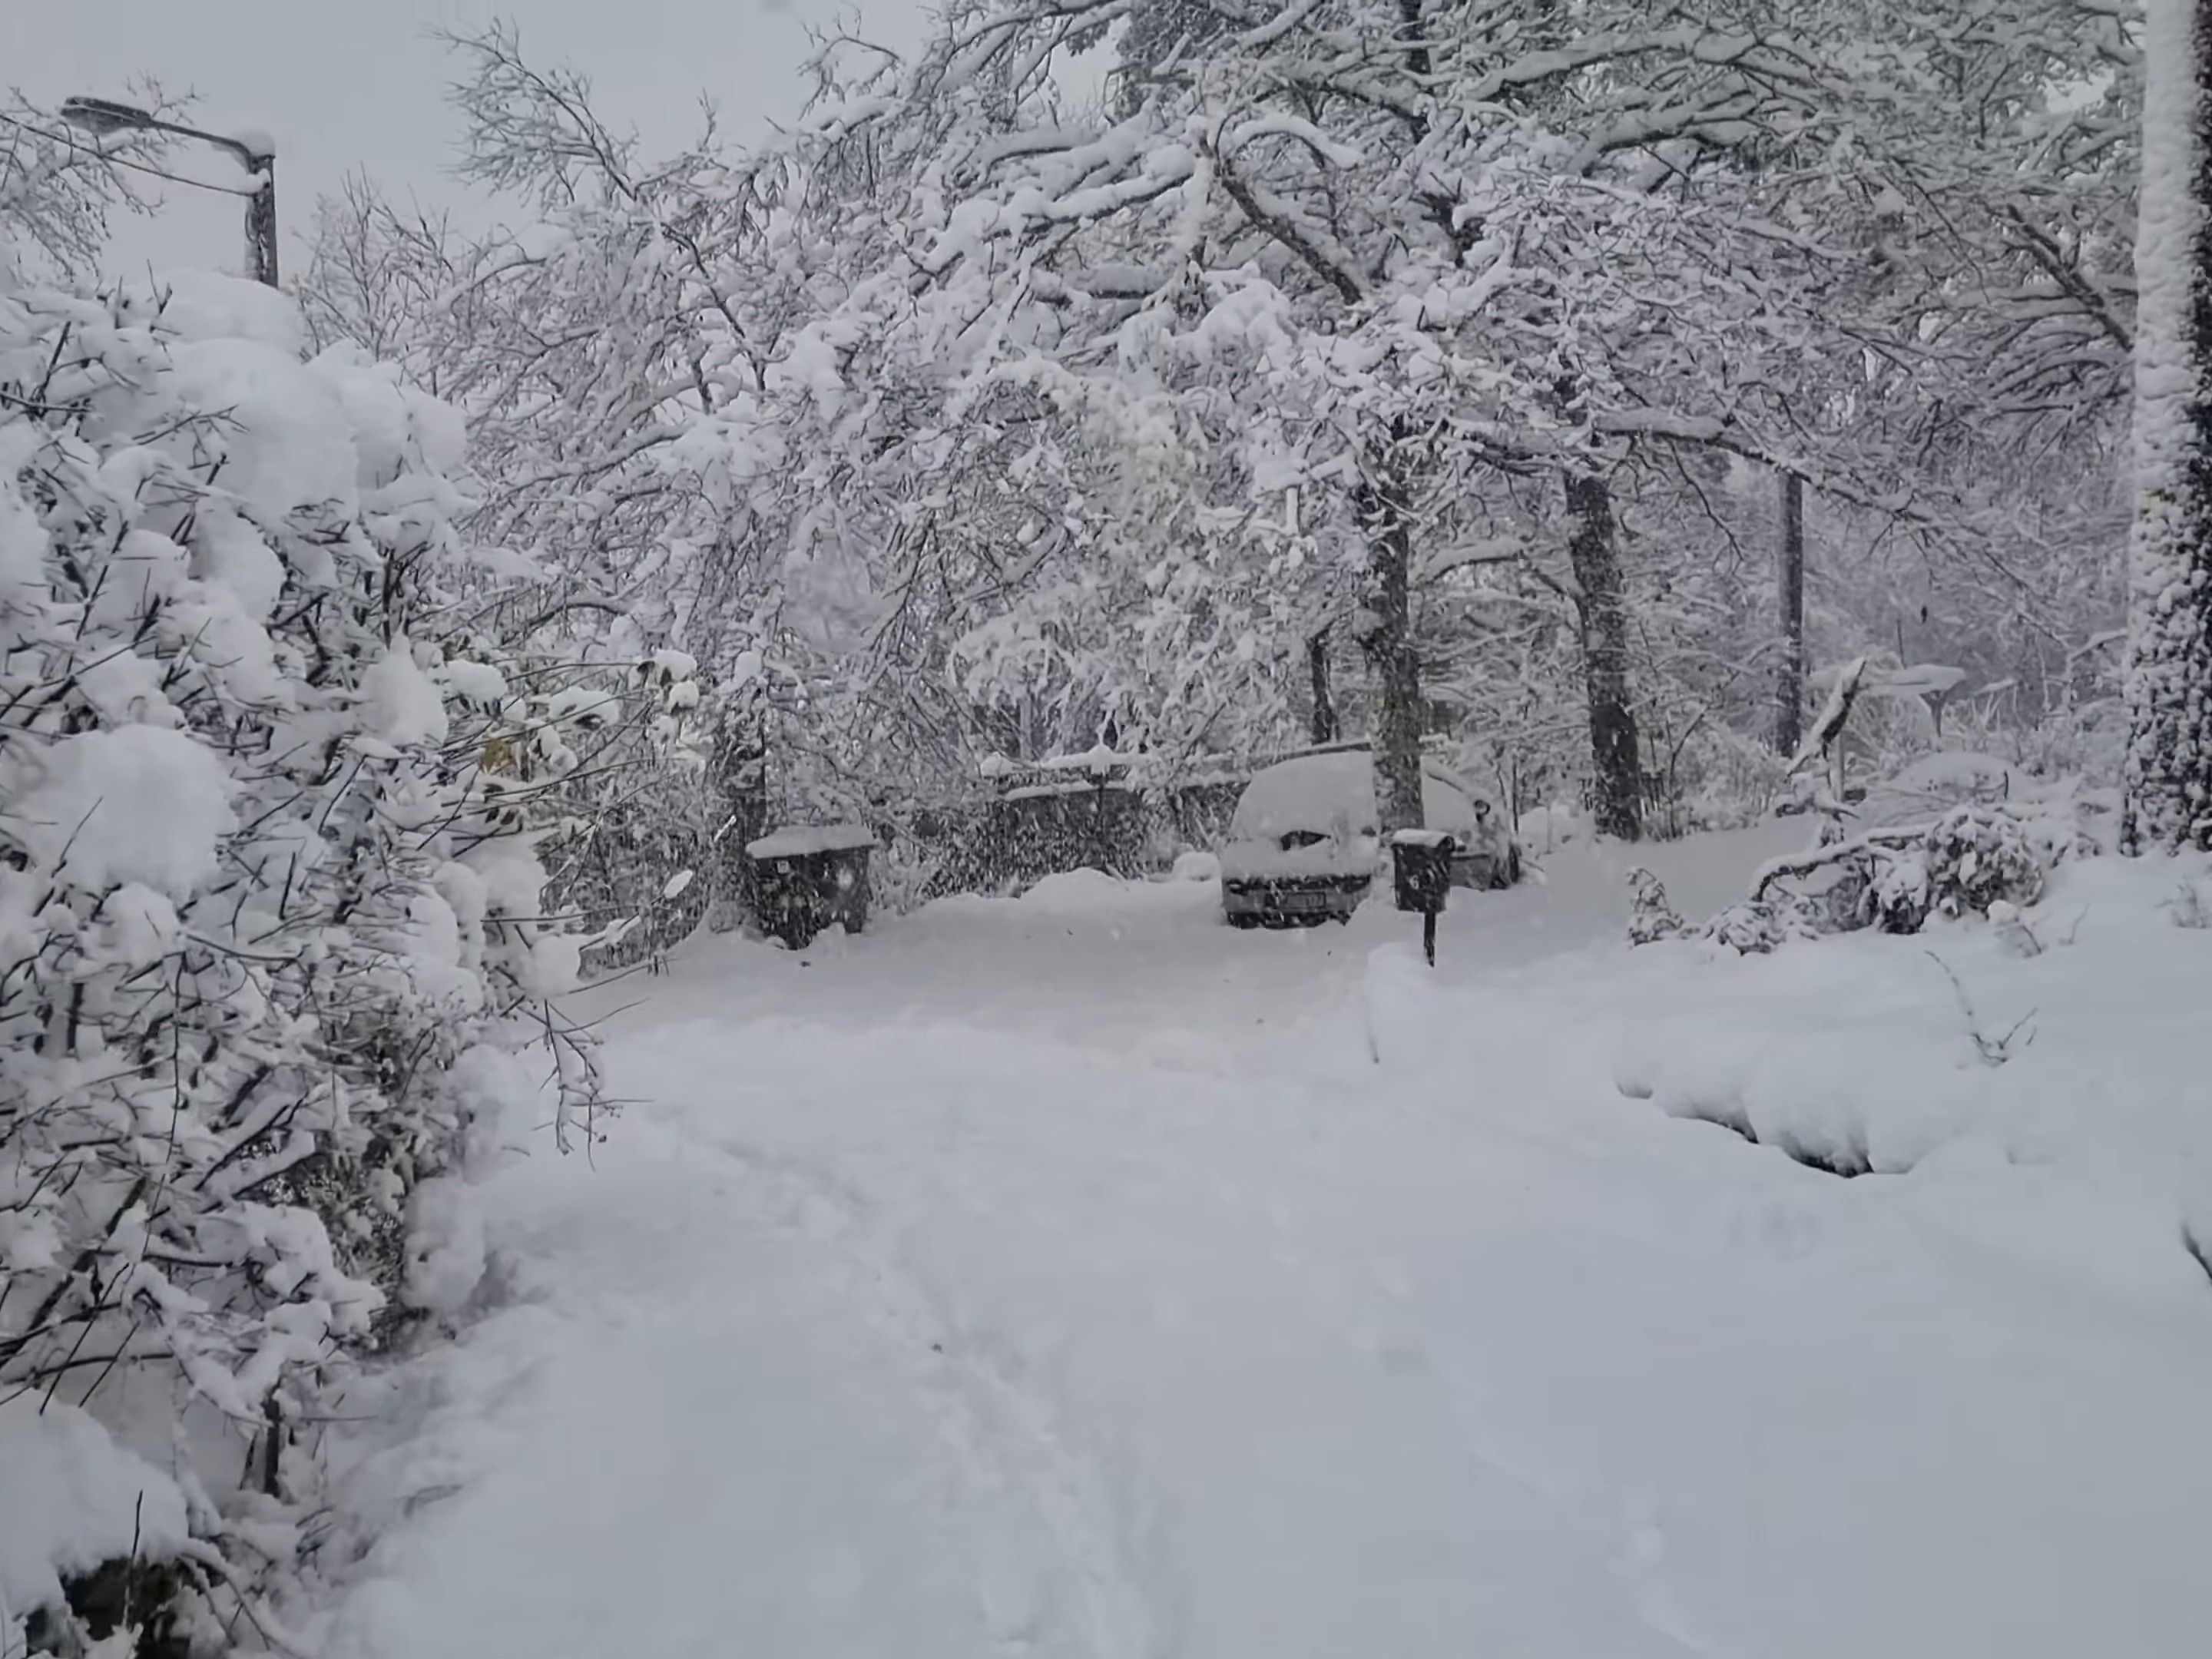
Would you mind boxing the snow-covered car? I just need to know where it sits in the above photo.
[1219,750,1518,927]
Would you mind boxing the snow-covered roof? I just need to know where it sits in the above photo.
[745,823,879,860]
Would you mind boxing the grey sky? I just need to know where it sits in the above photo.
[13,0,932,278]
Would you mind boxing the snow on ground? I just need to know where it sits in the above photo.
[571,820,1812,1071]
[313,825,2212,1659]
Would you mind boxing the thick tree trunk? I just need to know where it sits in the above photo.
[2124,0,2212,853]
[1307,628,1340,746]
[1355,428,1426,833]
[1775,469,1807,756]
[1565,471,1644,842]
[707,699,770,931]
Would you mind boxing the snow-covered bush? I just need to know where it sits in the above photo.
[528,651,715,972]
[1625,867,1687,945]
[1875,806,2051,932]
[1631,794,2088,955]
[0,273,611,1654]
[869,839,946,918]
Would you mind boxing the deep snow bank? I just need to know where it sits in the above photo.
[1372,845,2212,1316]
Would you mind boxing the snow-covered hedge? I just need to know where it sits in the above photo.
[0,274,620,1653]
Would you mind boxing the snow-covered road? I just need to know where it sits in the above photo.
[320,833,2212,1659]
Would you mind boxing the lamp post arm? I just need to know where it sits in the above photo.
[139,116,278,286]
[61,97,278,287]
[134,115,270,172]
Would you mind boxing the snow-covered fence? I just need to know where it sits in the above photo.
[909,777,1242,899]
[539,776,1222,960]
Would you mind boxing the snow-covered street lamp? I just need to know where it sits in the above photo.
[60,95,277,286]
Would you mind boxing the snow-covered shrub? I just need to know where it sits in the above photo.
[1625,867,1687,945]
[1697,898,1793,954]
[1698,892,1843,955]
[1654,800,2081,955]
[870,838,946,917]
[1913,806,2050,925]
[1865,847,1936,932]
[534,651,715,972]
[0,274,611,1654]
[1625,866,1827,956]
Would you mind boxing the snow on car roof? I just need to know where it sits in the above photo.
[1228,751,1476,839]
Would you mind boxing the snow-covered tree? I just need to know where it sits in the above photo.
[1,87,175,280]
[2124,0,2212,852]
[305,2,2159,892]
[758,0,2145,839]
[0,269,644,1651]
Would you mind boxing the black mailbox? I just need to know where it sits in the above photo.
[1389,831,1459,965]
[1390,832,1458,913]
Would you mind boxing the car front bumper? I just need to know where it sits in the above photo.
[1221,874,1371,924]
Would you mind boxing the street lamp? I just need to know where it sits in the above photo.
[60,95,277,287]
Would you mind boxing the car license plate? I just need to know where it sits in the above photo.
[1278,889,1330,912]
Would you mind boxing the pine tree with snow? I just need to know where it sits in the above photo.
[2124,0,2212,853]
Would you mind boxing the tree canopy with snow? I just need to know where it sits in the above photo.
[279,1,2147,863]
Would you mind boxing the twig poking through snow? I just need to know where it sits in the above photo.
[1922,951,2036,1066]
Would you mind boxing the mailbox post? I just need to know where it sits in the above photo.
[1389,830,1459,965]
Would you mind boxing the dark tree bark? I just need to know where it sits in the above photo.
[1355,425,1426,833]
[1306,628,1339,745]
[707,697,770,930]
[1565,470,1644,842]
[2124,0,2212,853]
[1775,469,1807,757]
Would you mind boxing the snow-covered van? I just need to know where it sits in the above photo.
[1218,750,1518,927]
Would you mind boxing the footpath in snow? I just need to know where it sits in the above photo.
[316,829,2212,1659]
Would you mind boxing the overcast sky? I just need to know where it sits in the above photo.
[15,0,932,277]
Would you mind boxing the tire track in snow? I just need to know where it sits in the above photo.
[703,1134,1177,1659]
